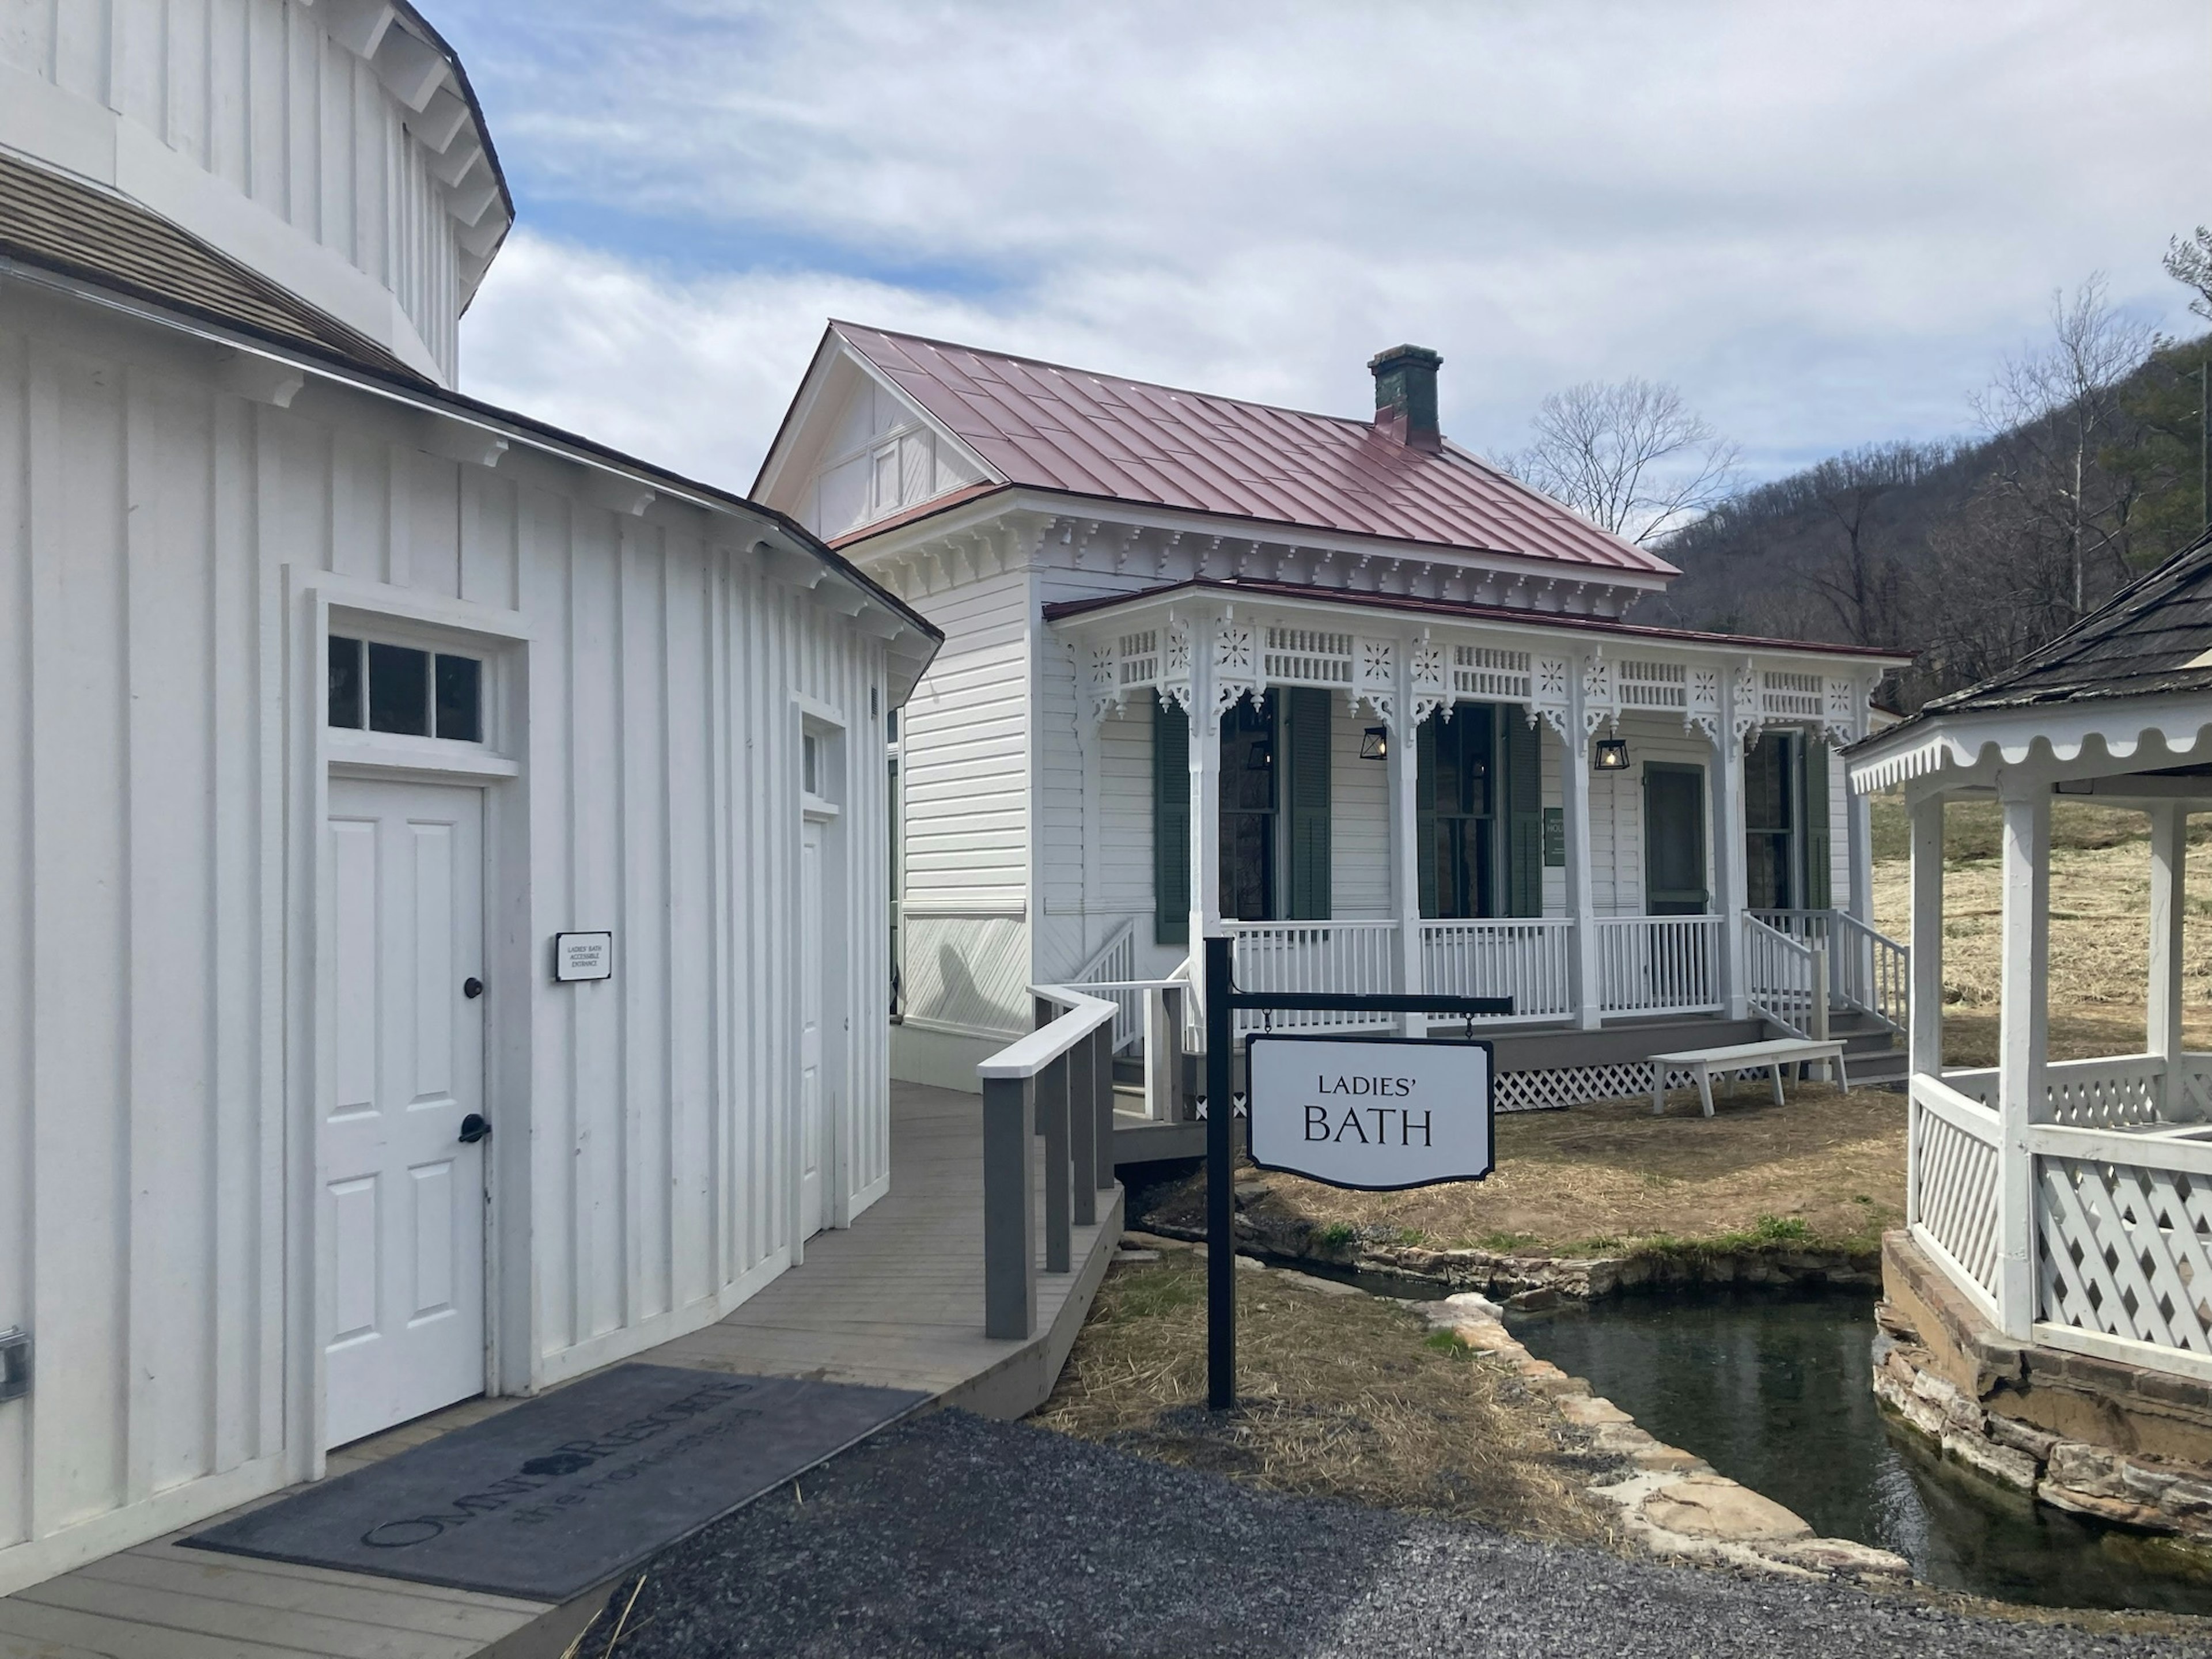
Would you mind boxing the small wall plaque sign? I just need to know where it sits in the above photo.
[554,931,613,983]
[1543,806,1566,868]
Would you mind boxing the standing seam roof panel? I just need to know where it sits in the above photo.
[830,322,1675,576]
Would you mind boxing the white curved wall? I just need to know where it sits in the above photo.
[0,0,500,384]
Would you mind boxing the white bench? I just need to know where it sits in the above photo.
[1649,1037,1850,1118]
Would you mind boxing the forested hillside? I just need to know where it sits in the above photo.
[1641,329,2210,710]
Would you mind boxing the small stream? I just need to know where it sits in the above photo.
[1509,1288,2212,1615]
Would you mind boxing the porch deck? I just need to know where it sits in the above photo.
[0,1082,1118,1659]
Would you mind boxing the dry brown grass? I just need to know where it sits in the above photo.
[1034,1252,1608,1541]
[1138,1082,1903,1256]
[1868,793,2212,1065]
[1876,796,2212,1013]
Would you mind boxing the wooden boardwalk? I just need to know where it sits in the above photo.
[0,1082,1122,1659]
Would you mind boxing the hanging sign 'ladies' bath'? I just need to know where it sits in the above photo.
[1244,1035,1494,1190]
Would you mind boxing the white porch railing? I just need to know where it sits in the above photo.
[1743,913,1827,1039]
[1594,915,1723,1016]
[1421,918,1573,1018]
[1226,921,1400,1032]
[1908,1074,2003,1320]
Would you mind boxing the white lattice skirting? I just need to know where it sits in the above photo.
[1495,1061,1774,1113]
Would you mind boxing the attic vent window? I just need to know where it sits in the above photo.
[329,636,482,742]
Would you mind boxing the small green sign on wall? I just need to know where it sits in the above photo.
[1543,806,1565,867]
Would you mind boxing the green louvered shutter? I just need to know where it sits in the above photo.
[1286,688,1332,919]
[1803,735,1832,910]
[1415,719,1440,917]
[1153,693,1190,945]
[1505,710,1543,917]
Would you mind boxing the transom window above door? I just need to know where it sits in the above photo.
[328,635,483,743]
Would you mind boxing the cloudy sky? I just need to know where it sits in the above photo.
[434,0,2209,499]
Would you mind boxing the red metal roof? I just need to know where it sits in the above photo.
[1040,579,1910,662]
[830,324,1678,579]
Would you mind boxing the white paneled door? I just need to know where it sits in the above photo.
[324,779,488,1449]
[798,817,826,1240]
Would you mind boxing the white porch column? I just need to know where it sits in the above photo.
[1388,649,1425,1035]
[1711,665,1752,1022]
[1907,789,1945,1082]
[1994,778,2049,1342]
[1846,783,1875,926]
[1560,664,1599,1030]
[2149,801,2188,1117]
[1186,634,1222,956]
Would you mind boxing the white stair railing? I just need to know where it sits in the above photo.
[1070,919,1141,1052]
[1743,913,1827,1040]
[1831,911,1908,1034]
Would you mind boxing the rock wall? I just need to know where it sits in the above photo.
[1877,1230,2212,1540]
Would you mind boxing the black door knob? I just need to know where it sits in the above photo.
[458,1113,491,1145]
[464,977,484,999]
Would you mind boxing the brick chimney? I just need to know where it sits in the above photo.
[1369,344,1442,452]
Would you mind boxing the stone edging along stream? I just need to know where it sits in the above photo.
[1415,1289,1909,1584]
[1120,1233,1907,1585]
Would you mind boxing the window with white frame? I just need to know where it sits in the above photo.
[328,634,484,743]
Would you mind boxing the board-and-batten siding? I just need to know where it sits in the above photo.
[0,0,464,377]
[892,566,1032,1036]
[0,310,891,1591]
[798,374,986,543]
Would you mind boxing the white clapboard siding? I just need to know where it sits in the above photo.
[889,566,1031,1033]
[1590,715,1719,915]
[1331,699,1391,919]
[0,304,895,1591]
[1099,703,1154,915]
[1830,741,1851,903]
[0,0,471,378]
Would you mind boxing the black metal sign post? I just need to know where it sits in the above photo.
[1203,935,1511,1411]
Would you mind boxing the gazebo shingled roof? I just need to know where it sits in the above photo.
[1918,528,2212,719]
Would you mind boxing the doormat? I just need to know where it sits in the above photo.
[184,1365,928,1601]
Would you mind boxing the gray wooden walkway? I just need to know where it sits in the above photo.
[0,1082,1122,1659]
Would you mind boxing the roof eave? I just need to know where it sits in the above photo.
[834,482,1679,592]
[0,255,944,691]
[1041,578,1914,664]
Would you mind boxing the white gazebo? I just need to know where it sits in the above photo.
[1853,533,2212,1380]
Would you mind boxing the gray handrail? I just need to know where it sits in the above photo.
[979,983,1124,1342]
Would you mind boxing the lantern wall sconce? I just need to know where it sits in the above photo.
[1593,737,1630,771]
[1360,726,1388,760]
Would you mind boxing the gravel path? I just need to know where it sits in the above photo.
[599,1410,2212,1658]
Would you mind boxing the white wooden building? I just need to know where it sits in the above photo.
[755,327,1912,1113]
[0,0,938,1597]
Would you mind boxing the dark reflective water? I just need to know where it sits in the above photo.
[1513,1289,2212,1614]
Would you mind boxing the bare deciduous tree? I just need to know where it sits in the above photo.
[1972,274,2156,615]
[1800,440,1957,647]
[1493,379,1740,546]
[2166,228,2212,323]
